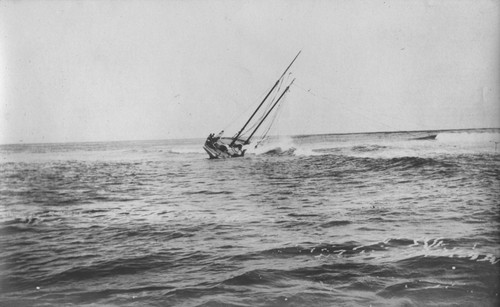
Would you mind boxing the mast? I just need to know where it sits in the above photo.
[229,51,301,147]
[244,78,295,144]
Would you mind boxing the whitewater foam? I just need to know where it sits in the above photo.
[251,136,298,156]
[437,131,500,144]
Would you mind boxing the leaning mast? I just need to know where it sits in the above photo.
[244,79,295,144]
[229,51,301,147]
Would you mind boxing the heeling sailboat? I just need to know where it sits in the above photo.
[203,52,301,159]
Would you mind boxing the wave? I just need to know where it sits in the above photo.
[0,224,40,235]
[167,147,206,154]
[311,147,342,154]
[183,190,234,195]
[217,242,499,306]
[1,249,210,294]
[437,130,500,144]
[381,156,454,171]
[259,147,296,156]
[35,285,175,304]
[220,253,498,283]
[251,136,297,156]
[1,217,39,226]
[0,217,42,235]
[219,237,500,304]
[288,154,456,175]
[3,236,498,305]
[319,220,351,228]
[351,145,387,152]
[237,238,500,265]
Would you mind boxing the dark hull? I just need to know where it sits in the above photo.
[410,134,438,140]
[203,144,246,159]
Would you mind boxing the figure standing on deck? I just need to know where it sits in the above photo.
[205,133,214,146]
[216,130,224,138]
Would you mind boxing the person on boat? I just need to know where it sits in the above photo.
[213,130,224,142]
[205,133,214,145]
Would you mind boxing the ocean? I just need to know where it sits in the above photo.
[1,128,499,306]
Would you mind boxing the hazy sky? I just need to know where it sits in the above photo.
[1,0,498,144]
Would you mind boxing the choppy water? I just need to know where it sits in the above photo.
[1,129,499,306]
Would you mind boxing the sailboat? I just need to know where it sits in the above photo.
[203,52,300,159]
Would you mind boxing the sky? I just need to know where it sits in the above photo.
[0,0,498,144]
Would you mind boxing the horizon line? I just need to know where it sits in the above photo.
[1,127,499,146]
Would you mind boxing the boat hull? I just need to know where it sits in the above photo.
[203,145,245,159]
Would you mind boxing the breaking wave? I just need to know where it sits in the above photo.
[259,147,297,156]
[437,130,500,144]
[167,147,206,154]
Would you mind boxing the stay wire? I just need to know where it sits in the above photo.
[222,84,277,138]
[242,73,289,137]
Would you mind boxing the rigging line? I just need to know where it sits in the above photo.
[223,84,277,139]
[242,71,295,137]
[230,51,301,146]
[257,105,281,143]
[241,120,260,137]
[242,77,293,144]
[224,87,273,135]
[241,78,285,137]
[253,71,292,132]
[255,96,286,148]
[242,95,277,136]
[245,78,295,144]
[251,76,286,134]
[245,96,279,138]
[293,82,420,134]
[224,104,250,133]
[263,93,287,137]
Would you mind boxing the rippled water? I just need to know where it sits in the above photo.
[1,129,499,306]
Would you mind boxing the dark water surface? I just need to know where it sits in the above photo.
[1,129,499,306]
